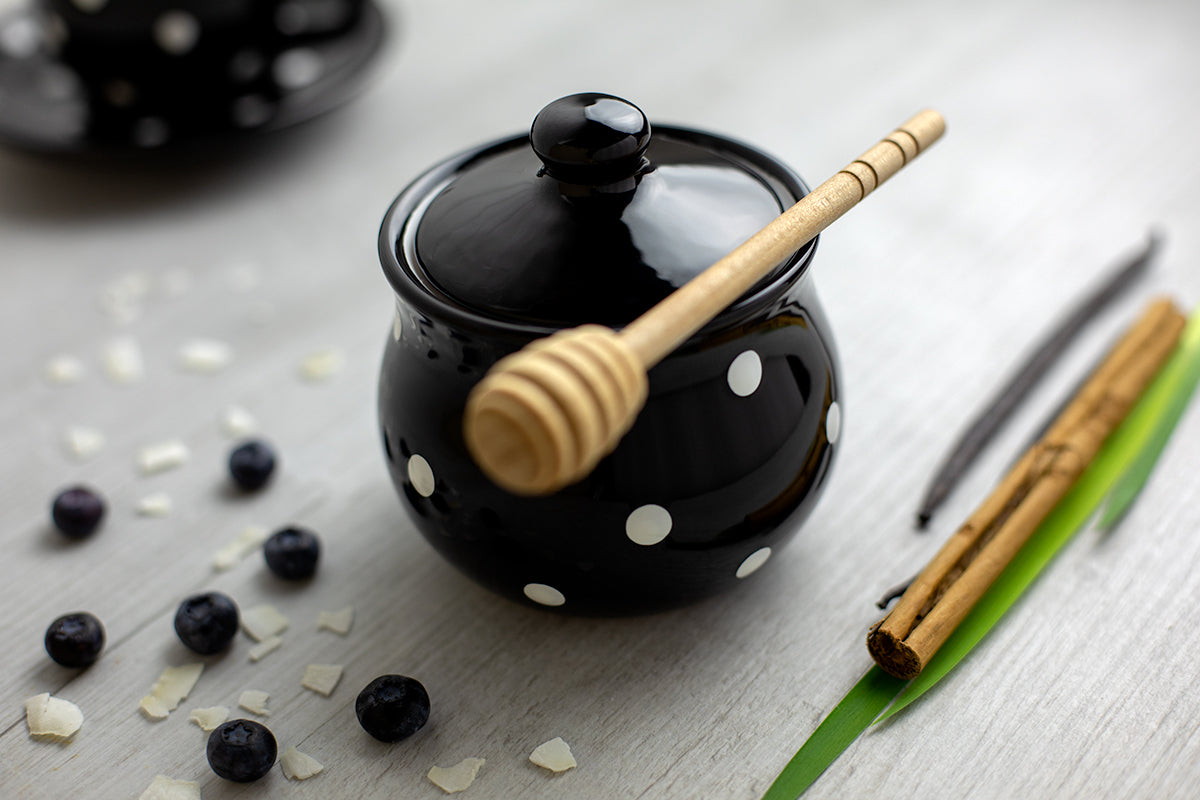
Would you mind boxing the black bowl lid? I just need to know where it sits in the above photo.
[405,93,812,330]
[0,0,387,154]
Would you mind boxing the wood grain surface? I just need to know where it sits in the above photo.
[2,0,1199,798]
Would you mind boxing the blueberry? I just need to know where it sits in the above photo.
[44,612,105,668]
[206,719,277,782]
[50,486,106,539]
[263,526,320,580]
[228,439,276,491]
[174,592,239,655]
[355,675,430,742]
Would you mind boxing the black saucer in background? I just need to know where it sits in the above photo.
[0,0,387,155]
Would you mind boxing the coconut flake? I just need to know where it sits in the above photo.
[238,690,270,716]
[177,339,233,373]
[315,606,354,636]
[529,737,577,773]
[25,693,84,740]
[242,604,289,642]
[139,696,171,720]
[45,355,85,384]
[213,525,269,571]
[299,348,344,381]
[136,492,173,517]
[280,746,324,780]
[428,758,486,794]
[63,426,105,460]
[137,439,190,475]
[220,405,258,437]
[139,663,203,721]
[188,706,229,731]
[248,635,283,662]
[103,336,144,383]
[138,774,201,800]
[301,664,343,697]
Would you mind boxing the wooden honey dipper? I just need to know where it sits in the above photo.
[464,108,946,495]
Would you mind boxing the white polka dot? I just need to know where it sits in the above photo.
[825,401,841,444]
[625,504,672,546]
[153,11,200,55]
[273,48,323,89]
[523,583,565,607]
[735,547,772,578]
[726,350,762,397]
[407,454,435,497]
[0,17,41,58]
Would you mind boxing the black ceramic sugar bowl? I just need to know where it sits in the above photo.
[0,0,385,152]
[378,93,842,615]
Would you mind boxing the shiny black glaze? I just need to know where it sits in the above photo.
[529,92,652,185]
[414,98,801,329]
[0,0,384,153]
[379,124,841,616]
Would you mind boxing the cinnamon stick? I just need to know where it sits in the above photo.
[869,297,1187,679]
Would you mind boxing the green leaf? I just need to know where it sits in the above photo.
[761,303,1200,799]
[1098,310,1200,528]
[879,304,1200,721]
[761,667,907,800]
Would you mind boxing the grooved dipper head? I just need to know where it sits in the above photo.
[463,325,647,496]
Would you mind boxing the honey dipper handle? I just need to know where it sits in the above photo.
[464,110,945,496]
[620,109,946,367]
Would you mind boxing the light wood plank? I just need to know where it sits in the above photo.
[2,0,1200,797]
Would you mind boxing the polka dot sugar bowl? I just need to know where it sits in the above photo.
[378,93,842,615]
[0,0,386,153]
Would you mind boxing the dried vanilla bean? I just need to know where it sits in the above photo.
[874,299,1185,678]
[915,232,1160,529]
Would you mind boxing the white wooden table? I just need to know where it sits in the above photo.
[3,0,1200,797]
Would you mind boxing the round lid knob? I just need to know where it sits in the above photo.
[404,92,805,329]
[530,93,651,186]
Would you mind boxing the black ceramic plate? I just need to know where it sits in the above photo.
[0,0,386,154]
